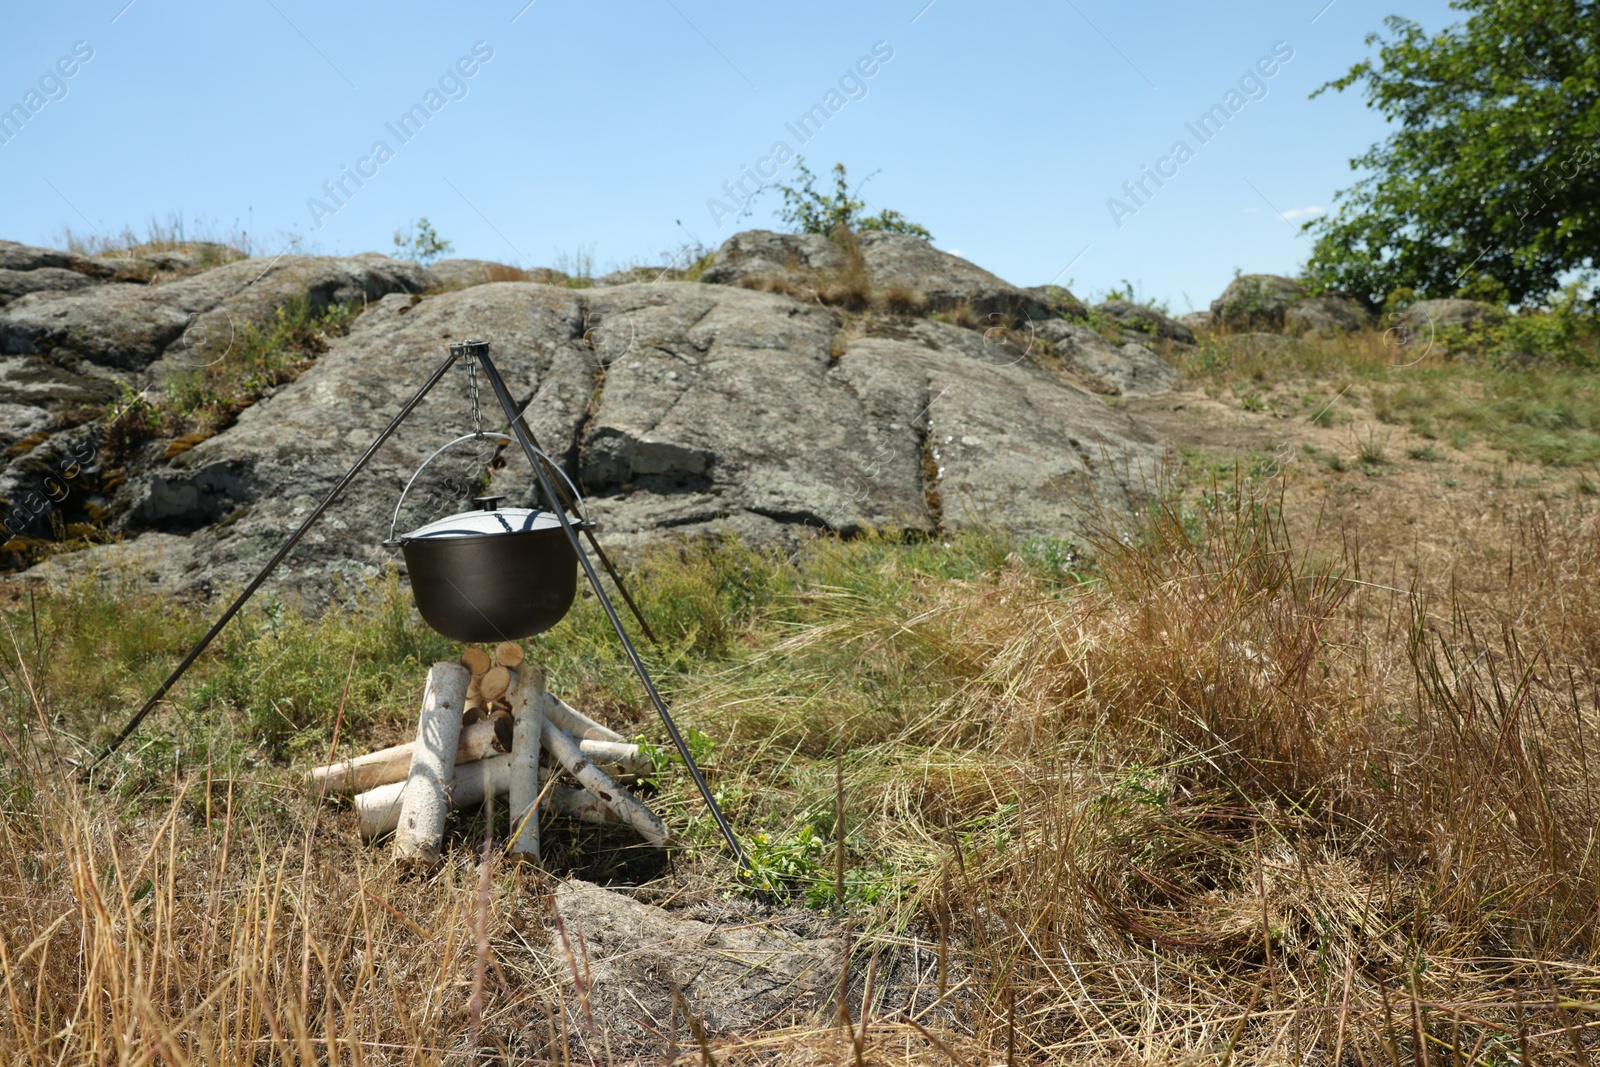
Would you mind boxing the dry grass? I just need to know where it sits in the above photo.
[2,343,1599,1063]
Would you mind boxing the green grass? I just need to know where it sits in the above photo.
[1173,329,1600,466]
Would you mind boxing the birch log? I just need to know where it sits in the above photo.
[507,664,546,861]
[543,692,627,743]
[543,719,671,847]
[355,755,622,840]
[309,712,511,795]
[309,725,636,795]
[393,662,471,867]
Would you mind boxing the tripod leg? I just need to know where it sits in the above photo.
[468,342,749,873]
[92,348,463,769]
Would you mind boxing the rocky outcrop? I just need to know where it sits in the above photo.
[1023,284,1089,320]
[23,277,1161,602]
[1093,300,1195,344]
[3,230,1172,603]
[0,267,98,308]
[1209,274,1305,331]
[0,254,430,372]
[1037,320,1181,397]
[1284,294,1372,336]
[700,229,1071,327]
[698,230,844,288]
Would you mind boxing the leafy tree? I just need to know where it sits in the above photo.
[1304,0,1600,306]
[775,159,933,241]
[392,217,454,265]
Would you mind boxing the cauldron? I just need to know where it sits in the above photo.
[387,433,588,642]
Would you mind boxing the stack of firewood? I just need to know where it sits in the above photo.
[310,641,670,868]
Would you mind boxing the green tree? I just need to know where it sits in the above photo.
[392,217,454,266]
[775,159,933,241]
[1305,0,1600,306]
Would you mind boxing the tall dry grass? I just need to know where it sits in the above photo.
[1,472,1597,1064]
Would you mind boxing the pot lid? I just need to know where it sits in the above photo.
[401,504,564,541]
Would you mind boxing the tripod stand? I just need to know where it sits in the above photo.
[97,339,747,872]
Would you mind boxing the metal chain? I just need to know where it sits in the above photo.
[466,358,483,438]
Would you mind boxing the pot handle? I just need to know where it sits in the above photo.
[387,432,592,542]
[388,432,513,543]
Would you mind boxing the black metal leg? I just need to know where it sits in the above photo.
[93,348,464,769]
[464,341,750,873]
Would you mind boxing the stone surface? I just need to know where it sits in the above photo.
[701,229,1070,327]
[0,240,78,273]
[0,254,431,371]
[856,231,1061,327]
[1022,284,1089,320]
[1036,319,1181,397]
[549,880,839,1049]
[1179,311,1214,334]
[1,229,1169,601]
[1284,294,1372,336]
[426,258,565,290]
[1209,274,1305,331]
[0,267,99,308]
[698,230,843,288]
[1094,299,1196,344]
[28,275,1163,601]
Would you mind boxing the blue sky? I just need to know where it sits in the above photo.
[1,0,1458,311]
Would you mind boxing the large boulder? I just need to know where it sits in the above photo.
[1093,300,1195,344]
[31,276,1163,602]
[698,230,843,288]
[1284,294,1372,336]
[1022,284,1089,320]
[1209,274,1305,331]
[855,232,1061,326]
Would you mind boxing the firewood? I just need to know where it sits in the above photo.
[479,665,512,702]
[460,647,492,676]
[462,704,486,727]
[355,755,622,840]
[574,739,650,779]
[543,692,626,743]
[310,715,638,795]
[393,662,471,867]
[543,720,671,847]
[494,641,525,668]
[507,664,546,861]
[310,714,511,795]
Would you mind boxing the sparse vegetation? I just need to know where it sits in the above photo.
[391,216,454,266]
[776,158,933,241]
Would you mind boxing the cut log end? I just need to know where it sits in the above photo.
[479,665,512,702]
[494,641,525,668]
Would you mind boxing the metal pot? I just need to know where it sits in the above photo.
[387,433,590,642]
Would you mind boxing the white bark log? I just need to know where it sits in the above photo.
[575,739,650,778]
[309,713,511,795]
[392,662,471,867]
[543,720,671,847]
[507,664,546,861]
[543,692,626,743]
[355,755,622,840]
